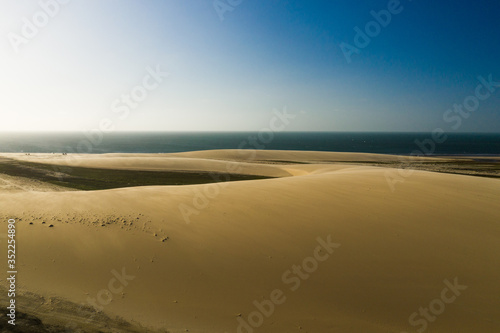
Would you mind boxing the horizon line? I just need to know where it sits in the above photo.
[0,130,499,134]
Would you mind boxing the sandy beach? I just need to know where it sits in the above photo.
[0,150,499,332]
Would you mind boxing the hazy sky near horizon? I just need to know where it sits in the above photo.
[1,0,499,132]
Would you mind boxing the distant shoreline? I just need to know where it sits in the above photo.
[0,132,499,155]
[2,151,500,157]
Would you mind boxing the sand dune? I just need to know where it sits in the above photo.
[168,149,445,162]
[1,151,499,332]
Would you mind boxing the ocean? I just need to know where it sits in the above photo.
[0,132,499,156]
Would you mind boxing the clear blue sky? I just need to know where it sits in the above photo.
[1,0,499,132]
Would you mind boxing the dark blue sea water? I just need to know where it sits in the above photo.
[0,132,499,155]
